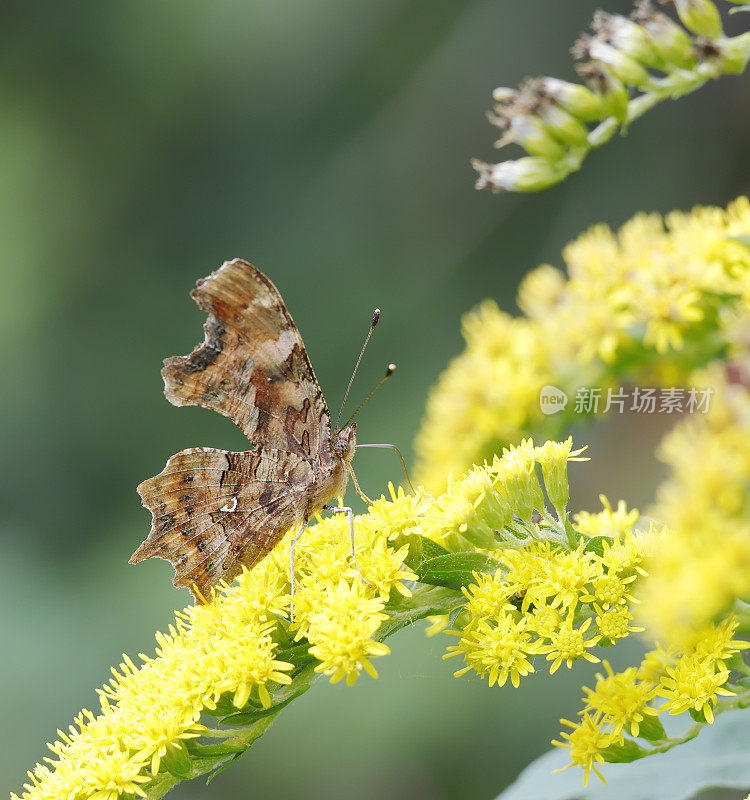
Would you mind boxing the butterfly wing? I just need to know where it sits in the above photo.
[162,259,331,460]
[130,447,312,601]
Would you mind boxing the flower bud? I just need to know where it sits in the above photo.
[494,450,546,524]
[472,157,565,192]
[537,77,606,121]
[631,3,695,68]
[576,36,652,89]
[532,96,591,147]
[593,11,662,68]
[500,114,567,160]
[577,63,630,122]
[492,87,519,104]
[673,0,723,38]
[536,442,570,517]
[695,33,750,74]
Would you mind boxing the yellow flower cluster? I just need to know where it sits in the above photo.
[14,436,598,799]
[12,511,416,800]
[420,438,587,551]
[16,589,293,800]
[641,363,750,636]
[14,424,750,795]
[554,615,749,784]
[416,197,750,493]
[445,524,646,688]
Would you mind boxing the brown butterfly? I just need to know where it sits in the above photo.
[130,259,392,605]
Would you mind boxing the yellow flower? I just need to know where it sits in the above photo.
[581,661,659,737]
[679,615,750,668]
[446,612,541,688]
[305,579,390,686]
[636,645,674,684]
[535,438,589,516]
[517,263,567,319]
[575,495,640,539]
[461,571,517,620]
[361,482,433,544]
[80,748,151,799]
[658,654,735,723]
[420,439,579,551]
[589,569,637,608]
[501,542,556,602]
[129,708,205,775]
[357,538,417,599]
[540,617,601,674]
[594,604,644,643]
[493,443,546,524]
[639,284,704,354]
[599,525,649,576]
[216,621,294,709]
[642,365,750,635]
[526,602,563,635]
[14,490,434,798]
[535,540,602,612]
[552,714,614,786]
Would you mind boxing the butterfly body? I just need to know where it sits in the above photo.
[130,259,359,601]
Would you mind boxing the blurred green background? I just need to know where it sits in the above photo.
[1,1,748,798]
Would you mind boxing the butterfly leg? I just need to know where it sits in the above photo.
[289,521,308,623]
[326,505,371,587]
[347,465,373,505]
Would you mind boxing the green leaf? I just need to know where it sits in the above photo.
[421,538,452,560]
[219,696,294,726]
[728,233,750,247]
[582,536,611,558]
[600,738,647,763]
[162,742,192,778]
[404,537,450,571]
[448,603,466,628]
[220,673,314,726]
[138,772,179,800]
[375,584,463,640]
[201,695,241,718]
[418,552,497,589]
[495,708,750,800]
[563,517,579,549]
[403,535,423,567]
[637,714,667,743]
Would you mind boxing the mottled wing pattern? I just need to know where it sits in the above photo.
[162,259,331,460]
[130,447,312,601]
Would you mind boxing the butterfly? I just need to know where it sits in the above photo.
[130,259,384,605]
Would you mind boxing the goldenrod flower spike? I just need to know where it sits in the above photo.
[13,433,750,795]
[416,197,750,494]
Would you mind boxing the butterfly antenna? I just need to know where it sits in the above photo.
[336,308,380,430]
[342,363,396,429]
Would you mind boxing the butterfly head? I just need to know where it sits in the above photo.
[332,422,357,463]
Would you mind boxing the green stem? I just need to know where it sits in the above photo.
[620,689,750,761]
